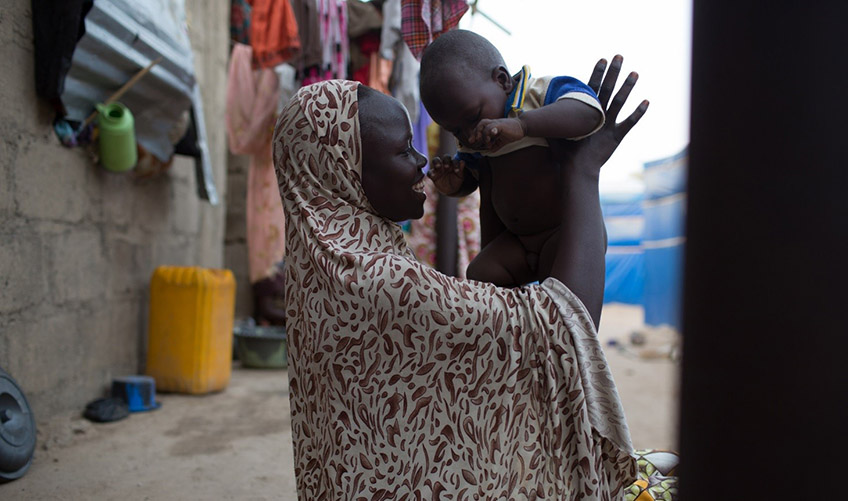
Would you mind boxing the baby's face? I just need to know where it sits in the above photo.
[426,71,510,150]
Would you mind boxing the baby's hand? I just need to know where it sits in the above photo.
[469,117,525,152]
[427,155,466,195]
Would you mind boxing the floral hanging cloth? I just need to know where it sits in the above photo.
[298,0,349,85]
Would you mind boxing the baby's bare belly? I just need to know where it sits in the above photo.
[487,146,562,236]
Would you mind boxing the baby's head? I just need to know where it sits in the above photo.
[420,30,514,148]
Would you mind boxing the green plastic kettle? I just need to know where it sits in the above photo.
[96,102,137,172]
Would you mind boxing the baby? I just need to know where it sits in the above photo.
[420,30,604,287]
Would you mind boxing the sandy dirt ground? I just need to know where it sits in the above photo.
[2,304,678,500]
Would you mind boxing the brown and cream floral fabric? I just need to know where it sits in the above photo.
[273,80,637,500]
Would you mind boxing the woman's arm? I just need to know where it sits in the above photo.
[548,56,649,328]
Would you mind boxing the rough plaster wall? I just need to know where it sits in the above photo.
[0,1,230,419]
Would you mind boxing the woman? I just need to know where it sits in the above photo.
[273,57,648,499]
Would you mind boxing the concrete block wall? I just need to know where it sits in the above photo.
[0,2,230,419]
[225,151,254,320]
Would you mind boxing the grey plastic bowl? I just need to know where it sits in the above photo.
[233,325,287,369]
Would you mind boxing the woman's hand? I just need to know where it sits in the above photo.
[427,155,466,195]
[553,55,649,173]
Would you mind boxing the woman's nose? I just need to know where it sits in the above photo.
[413,148,427,167]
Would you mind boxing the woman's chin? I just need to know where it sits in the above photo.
[405,201,426,222]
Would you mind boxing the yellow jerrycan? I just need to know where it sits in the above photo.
[146,266,236,394]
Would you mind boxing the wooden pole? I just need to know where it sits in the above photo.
[80,57,163,129]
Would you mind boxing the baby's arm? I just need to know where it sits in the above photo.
[471,93,604,152]
[520,98,603,139]
[427,155,479,197]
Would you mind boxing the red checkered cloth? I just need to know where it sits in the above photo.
[401,0,469,60]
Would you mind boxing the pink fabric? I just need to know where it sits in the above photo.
[226,43,286,283]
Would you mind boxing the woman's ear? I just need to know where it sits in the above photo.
[492,66,513,93]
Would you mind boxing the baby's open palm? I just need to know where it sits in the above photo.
[427,155,466,195]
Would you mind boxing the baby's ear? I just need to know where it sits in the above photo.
[492,66,513,93]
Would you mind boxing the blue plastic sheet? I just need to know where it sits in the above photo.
[604,247,645,305]
[600,147,688,330]
[602,193,645,304]
[641,148,687,328]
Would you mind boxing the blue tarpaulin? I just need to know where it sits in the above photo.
[602,147,688,331]
[642,148,687,329]
[602,193,645,305]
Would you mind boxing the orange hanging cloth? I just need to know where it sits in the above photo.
[250,0,301,69]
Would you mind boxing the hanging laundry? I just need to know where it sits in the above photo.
[250,0,302,69]
[368,53,393,95]
[380,0,421,121]
[348,0,387,92]
[318,0,349,81]
[379,0,402,60]
[400,0,468,60]
[32,0,94,115]
[274,63,299,113]
[230,0,252,45]
[291,0,349,85]
[350,32,391,94]
[347,0,382,39]
[290,0,323,73]
[226,44,286,291]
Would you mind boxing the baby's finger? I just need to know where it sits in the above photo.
[485,123,499,139]
[453,160,465,176]
[474,120,494,143]
[429,157,442,172]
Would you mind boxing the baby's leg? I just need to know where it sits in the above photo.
[533,224,607,282]
[536,228,562,282]
[466,231,535,287]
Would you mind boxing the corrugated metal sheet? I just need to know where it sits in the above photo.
[60,0,218,203]
[62,0,195,163]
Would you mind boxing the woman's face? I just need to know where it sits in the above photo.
[360,93,428,222]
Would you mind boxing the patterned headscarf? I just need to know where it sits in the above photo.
[273,80,636,499]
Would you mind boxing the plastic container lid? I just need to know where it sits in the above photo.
[0,368,36,483]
